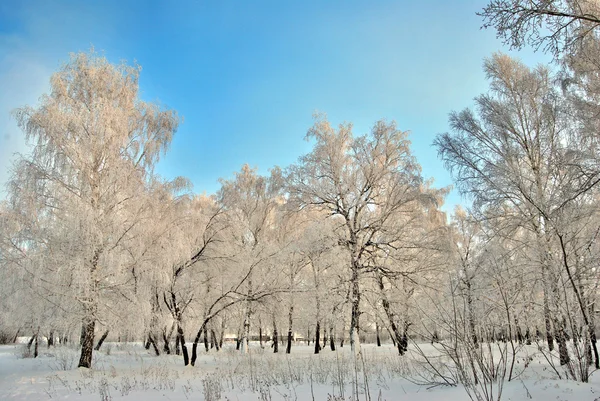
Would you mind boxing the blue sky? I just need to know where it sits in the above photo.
[0,0,551,211]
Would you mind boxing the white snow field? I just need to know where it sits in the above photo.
[0,342,599,401]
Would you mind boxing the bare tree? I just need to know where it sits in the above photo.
[480,0,600,57]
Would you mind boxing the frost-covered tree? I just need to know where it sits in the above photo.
[435,53,600,373]
[287,115,435,355]
[217,164,286,354]
[6,51,179,368]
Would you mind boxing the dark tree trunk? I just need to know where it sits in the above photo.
[211,329,219,351]
[236,337,241,350]
[286,305,293,354]
[94,330,109,351]
[378,275,404,355]
[177,325,189,366]
[27,332,39,358]
[48,331,54,348]
[555,318,570,366]
[329,326,335,351]
[203,326,209,352]
[259,326,264,348]
[589,300,599,369]
[33,334,39,358]
[162,329,171,354]
[314,321,321,354]
[272,317,279,353]
[376,322,381,347]
[175,334,181,355]
[191,321,210,366]
[400,321,410,354]
[78,319,95,368]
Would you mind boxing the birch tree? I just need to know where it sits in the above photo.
[7,51,180,368]
[435,53,600,374]
[218,164,285,354]
[287,115,433,355]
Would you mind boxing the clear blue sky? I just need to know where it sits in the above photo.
[0,0,550,211]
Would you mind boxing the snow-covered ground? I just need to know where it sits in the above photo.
[0,342,599,400]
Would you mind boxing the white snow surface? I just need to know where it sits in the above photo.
[0,342,599,400]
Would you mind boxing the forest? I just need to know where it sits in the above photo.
[2,1,600,401]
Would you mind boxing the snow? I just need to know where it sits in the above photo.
[1,342,599,400]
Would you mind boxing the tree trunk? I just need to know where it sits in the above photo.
[556,321,570,366]
[399,321,409,354]
[514,318,523,344]
[219,319,225,349]
[259,325,264,349]
[94,330,109,351]
[148,333,160,356]
[557,234,600,369]
[203,325,209,352]
[349,265,361,355]
[241,310,251,353]
[48,330,54,348]
[191,320,212,366]
[387,327,397,347]
[376,322,381,347]
[78,319,95,368]
[211,329,219,351]
[286,304,293,354]
[466,279,477,345]
[378,274,404,355]
[329,327,336,351]
[543,291,554,351]
[162,328,171,355]
[33,334,39,358]
[80,324,86,347]
[314,321,321,354]
[11,328,20,344]
[272,316,279,353]
[177,324,189,366]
